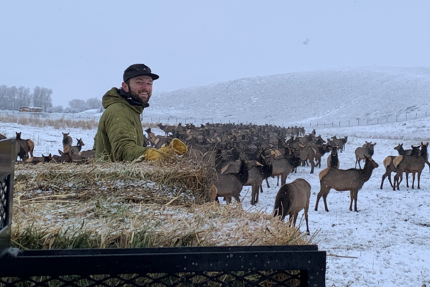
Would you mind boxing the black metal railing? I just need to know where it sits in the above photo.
[0,138,15,252]
[0,138,326,286]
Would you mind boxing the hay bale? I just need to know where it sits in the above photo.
[12,157,314,250]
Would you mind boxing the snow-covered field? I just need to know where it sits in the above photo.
[2,67,430,286]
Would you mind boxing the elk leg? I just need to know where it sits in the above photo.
[353,189,359,212]
[417,171,422,189]
[322,193,330,212]
[406,172,410,187]
[314,194,321,211]
[225,196,232,204]
[387,173,394,188]
[304,209,310,235]
[350,189,359,212]
[393,173,399,191]
[265,178,270,188]
[281,174,286,186]
[380,173,387,189]
[310,160,315,174]
[233,194,241,203]
[411,173,416,189]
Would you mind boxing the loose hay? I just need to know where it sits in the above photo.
[12,156,314,250]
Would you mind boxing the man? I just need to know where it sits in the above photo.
[95,63,159,161]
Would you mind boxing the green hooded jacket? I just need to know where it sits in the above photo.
[95,88,150,161]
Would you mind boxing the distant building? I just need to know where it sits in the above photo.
[19,106,43,112]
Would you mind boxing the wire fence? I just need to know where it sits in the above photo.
[2,110,430,129]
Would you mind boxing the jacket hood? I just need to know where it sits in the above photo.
[102,88,145,114]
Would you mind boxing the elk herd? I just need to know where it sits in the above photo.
[3,131,95,164]
[2,122,429,235]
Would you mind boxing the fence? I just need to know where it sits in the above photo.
[2,109,430,129]
[0,138,326,286]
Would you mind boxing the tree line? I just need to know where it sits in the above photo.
[0,85,101,113]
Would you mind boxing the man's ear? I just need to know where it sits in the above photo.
[122,82,129,92]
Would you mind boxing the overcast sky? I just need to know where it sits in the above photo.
[1,1,429,107]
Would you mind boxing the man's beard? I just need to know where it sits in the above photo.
[128,88,150,104]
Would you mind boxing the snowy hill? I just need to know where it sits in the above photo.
[148,67,430,126]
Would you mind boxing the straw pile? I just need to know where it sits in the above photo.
[12,156,314,250]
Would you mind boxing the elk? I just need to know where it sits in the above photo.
[298,144,316,173]
[24,154,52,164]
[315,156,379,212]
[243,151,273,205]
[79,149,96,160]
[326,145,340,169]
[379,143,417,189]
[157,123,176,136]
[210,159,249,203]
[71,138,85,154]
[380,156,398,189]
[0,133,6,140]
[355,142,376,168]
[15,132,34,160]
[62,132,73,153]
[328,136,348,152]
[145,127,171,148]
[267,148,300,187]
[393,142,428,190]
[273,178,311,234]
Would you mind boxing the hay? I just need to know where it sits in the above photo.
[12,156,314,250]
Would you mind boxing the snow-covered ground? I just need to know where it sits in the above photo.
[1,67,430,286]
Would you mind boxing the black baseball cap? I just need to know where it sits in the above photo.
[123,64,159,82]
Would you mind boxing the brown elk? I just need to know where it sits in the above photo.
[15,132,34,160]
[355,142,376,168]
[71,138,85,154]
[243,151,273,205]
[211,159,249,203]
[315,156,379,212]
[328,136,348,152]
[24,154,52,164]
[267,147,300,187]
[393,142,428,190]
[379,143,417,189]
[326,146,340,169]
[145,127,171,148]
[273,178,311,234]
[62,132,73,153]
[0,133,6,140]
[298,144,316,173]
[157,123,176,136]
[380,156,399,189]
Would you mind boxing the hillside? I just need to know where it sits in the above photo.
[148,67,430,126]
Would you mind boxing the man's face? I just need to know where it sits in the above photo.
[122,75,153,104]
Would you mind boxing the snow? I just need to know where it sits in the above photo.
[2,67,430,286]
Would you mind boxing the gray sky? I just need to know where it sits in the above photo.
[1,1,429,107]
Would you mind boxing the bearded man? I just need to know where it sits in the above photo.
[94,63,159,161]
